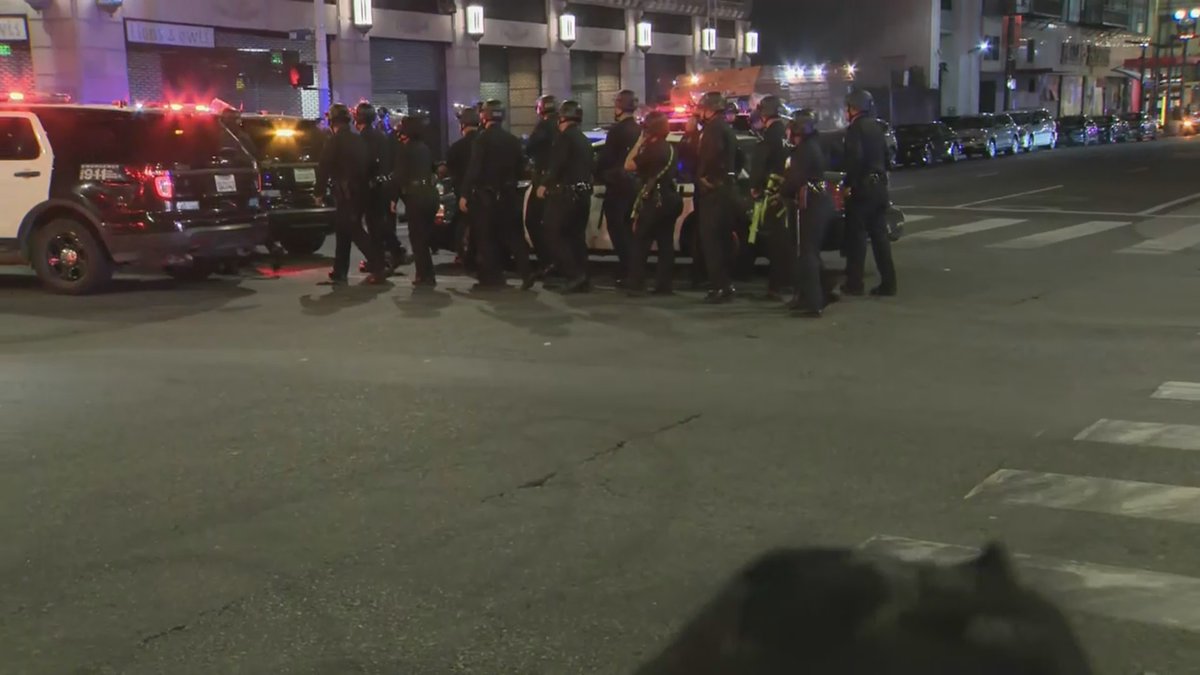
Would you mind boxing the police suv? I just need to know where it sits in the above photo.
[0,98,266,293]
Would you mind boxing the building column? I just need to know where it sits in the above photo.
[28,0,128,103]
[329,0,372,106]
[445,1,480,141]
[685,15,711,74]
[950,0,982,115]
[620,9,646,103]
[543,0,571,99]
[734,21,750,68]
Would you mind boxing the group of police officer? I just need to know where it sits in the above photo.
[314,86,898,317]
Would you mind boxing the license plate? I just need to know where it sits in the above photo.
[177,201,200,211]
[293,168,316,184]
[214,174,237,193]
[263,189,282,198]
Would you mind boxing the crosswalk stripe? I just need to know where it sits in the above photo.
[965,469,1200,525]
[1153,381,1200,402]
[988,220,1129,249]
[1075,418,1200,451]
[1119,223,1200,254]
[859,535,1200,632]
[908,217,1026,241]
[901,214,933,223]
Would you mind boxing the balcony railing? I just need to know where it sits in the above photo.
[1012,0,1065,19]
[1080,0,1131,28]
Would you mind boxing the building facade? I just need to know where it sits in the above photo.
[0,0,751,151]
[937,0,1152,116]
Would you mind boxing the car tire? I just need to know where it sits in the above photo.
[30,217,113,295]
[923,144,934,166]
[986,140,997,158]
[950,143,962,162]
[280,231,328,256]
[1008,136,1019,155]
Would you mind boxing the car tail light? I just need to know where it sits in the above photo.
[255,171,263,193]
[134,166,174,199]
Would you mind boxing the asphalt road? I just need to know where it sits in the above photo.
[3,135,1200,675]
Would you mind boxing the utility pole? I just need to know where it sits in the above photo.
[314,0,330,112]
[1002,14,1017,111]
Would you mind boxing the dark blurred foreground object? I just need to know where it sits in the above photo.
[635,544,1092,675]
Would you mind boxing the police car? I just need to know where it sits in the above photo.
[0,96,267,293]
[225,113,333,256]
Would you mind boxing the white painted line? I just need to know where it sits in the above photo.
[965,469,1200,525]
[976,171,999,177]
[860,535,1200,633]
[1075,418,1200,451]
[955,185,1063,208]
[1139,191,1200,215]
[1118,223,1200,255]
[900,214,933,223]
[988,220,1129,249]
[897,205,1198,219]
[1153,381,1200,402]
[909,218,1026,241]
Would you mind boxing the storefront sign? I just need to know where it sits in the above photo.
[125,20,215,49]
[0,16,29,42]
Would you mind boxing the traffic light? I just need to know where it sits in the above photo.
[287,64,314,89]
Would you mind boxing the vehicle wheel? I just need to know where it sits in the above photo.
[923,144,934,166]
[280,231,328,256]
[1050,132,1058,149]
[950,143,962,162]
[30,218,113,295]
[164,260,216,282]
[1023,133,1033,152]
[1007,137,1019,155]
[986,140,997,158]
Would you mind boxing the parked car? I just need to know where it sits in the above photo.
[1006,109,1058,150]
[878,119,899,168]
[893,122,964,166]
[1121,112,1158,141]
[0,101,267,293]
[229,113,333,256]
[1057,115,1100,146]
[940,114,1021,158]
[1094,114,1131,144]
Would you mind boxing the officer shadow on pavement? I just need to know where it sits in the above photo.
[392,287,452,319]
[298,281,393,316]
[3,273,258,321]
[449,286,574,338]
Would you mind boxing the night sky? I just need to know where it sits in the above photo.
[751,0,848,65]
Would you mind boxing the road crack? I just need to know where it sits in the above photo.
[139,623,187,647]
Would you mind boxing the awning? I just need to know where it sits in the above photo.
[1122,55,1199,69]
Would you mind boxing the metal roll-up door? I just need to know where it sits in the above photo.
[479,45,510,127]
[372,38,446,153]
[506,48,541,137]
[0,42,33,93]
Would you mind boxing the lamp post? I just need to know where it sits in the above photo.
[1172,8,1200,118]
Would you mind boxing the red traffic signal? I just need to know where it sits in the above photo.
[287,64,314,89]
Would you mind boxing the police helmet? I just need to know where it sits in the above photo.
[399,113,427,140]
[327,103,352,125]
[845,89,875,114]
[615,89,638,114]
[559,100,584,124]
[481,99,506,124]
[457,106,481,127]
[697,91,726,115]
[642,110,670,139]
[354,101,377,125]
[536,94,558,117]
[755,95,783,120]
[790,108,818,138]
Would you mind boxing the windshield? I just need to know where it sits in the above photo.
[945,116,989,130]
[1008,112,1033,125]
[132,114,253,168]
[235,117,326,163]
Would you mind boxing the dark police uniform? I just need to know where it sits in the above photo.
[782,132,836,314]
[749,118,794,295]
[361,124,404,267]
[525,114,559,267]
[462,123,531,287]
[447,126,479,265]
[843,115,897,295]
[686,115,739,294]
[597,115,641,281]
[627,138,683,294]
[543,121,595,286]
[392,136,439,284]
[316,123,384,280]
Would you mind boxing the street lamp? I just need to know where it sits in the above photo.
[558,8,576,49]
[351,0,372,33]
[744,29,759,56]
[701,25,717,56]
[1172,7,1199,119]
[636,19,653,53]
[465,3,485,42]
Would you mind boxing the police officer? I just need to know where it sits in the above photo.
[315,103,386,284]
[748,95,794,300]
[447,106,481,269]
[537,99,595,293]
[459,99,533,290]
[392,114,439,288]
[842,89,897,297]
[526,94,559,273]
[624,111,683,296]
[685,91,739,303]
[355,101,405,274]
[596,89,641,285]
[782,109,837,318]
